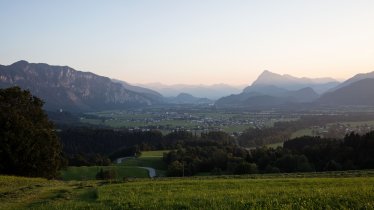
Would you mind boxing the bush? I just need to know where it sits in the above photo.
[211,167,223,175]
[167,161,184,177]
[234,162,258,175]
[96,168,118,180]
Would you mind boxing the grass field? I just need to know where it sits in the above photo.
[1,171,374,209]
[291,128,314,138]
[291,120,374,139]
[120,150,169,176]
[80,110,299,134]
[327,120,374,127]
[141,150,169,158]
[266,142,284,148]
[61,150,168,181]
[118,150,168,170]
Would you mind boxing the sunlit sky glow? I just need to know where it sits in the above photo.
[1,0,373,85]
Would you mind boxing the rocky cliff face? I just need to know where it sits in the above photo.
[0,61,161,112]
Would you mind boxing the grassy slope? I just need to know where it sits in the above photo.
[1,171,374,209]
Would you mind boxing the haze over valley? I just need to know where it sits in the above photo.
[2,60,374,112]
[1,1,374,209]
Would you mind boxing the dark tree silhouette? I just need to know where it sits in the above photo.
[0,87,65,178]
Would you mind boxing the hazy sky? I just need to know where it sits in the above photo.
[1,0,373,85]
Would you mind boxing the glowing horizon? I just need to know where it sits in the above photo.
[1,1,373,86]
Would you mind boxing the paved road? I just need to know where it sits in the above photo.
[116,157,157,178]
[139,167,156,178]
[115,157,135,164]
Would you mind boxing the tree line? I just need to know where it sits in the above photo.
[163,131,374,176]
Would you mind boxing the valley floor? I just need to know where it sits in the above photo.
[1,171,374,210]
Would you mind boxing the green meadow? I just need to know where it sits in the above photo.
[1,171,374,210]
[61,150,169,181]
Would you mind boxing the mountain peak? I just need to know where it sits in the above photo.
[259,70,279,77]
[245,70,340,94]
[11,60,29,66]
[177,92,193,97]
[252,70,285,86]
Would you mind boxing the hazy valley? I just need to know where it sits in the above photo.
[2,1,374,209]
[2,61,374,112]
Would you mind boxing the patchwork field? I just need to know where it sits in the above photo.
[1,171,374,210]
[291,120,374,139]
[80,110,298,135]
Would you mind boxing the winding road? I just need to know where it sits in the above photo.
[115,157,135,164]
[139,167,156,178]
[116,157,157,178]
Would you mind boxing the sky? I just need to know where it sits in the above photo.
[0,0,374,85]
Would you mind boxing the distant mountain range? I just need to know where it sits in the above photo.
[216,87,319,109]
[111,79,163,102]
[216,70,335,108]
[1,60,374,111]
[244,70,339,94]
[165,93,213,105]
[318,78,374,106]
[216,70,374,109]
[0,61,162,112]
[140,83,245,100]
[327,71,374,92]
[0,61,215,111]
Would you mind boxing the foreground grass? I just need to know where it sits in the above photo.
[1,171,374,209]
[99,177,374,210]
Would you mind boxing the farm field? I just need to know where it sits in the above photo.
[291,120,374,139]
[1,171,374,209]
[291,128,314,138]
[80,109,298,135]
[266,142,284,148]
[328,120,374,127]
